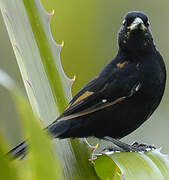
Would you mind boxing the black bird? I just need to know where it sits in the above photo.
[9,11,166,158]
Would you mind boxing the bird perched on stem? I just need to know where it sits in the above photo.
[9,11,166,158]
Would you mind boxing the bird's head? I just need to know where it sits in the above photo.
[118,11,155,54]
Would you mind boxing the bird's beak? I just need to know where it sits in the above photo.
[128,17,146,31]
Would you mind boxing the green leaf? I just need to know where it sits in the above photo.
[146,150,169,179]
[22,0,70,113]
[0,70,63,180]
[94,154,122,180]
[94,150,169,180]
[0,0,71,122]
[69,139,99,179]
[15,95,63,180]
[0,0,97,179]
[0,134,18,180]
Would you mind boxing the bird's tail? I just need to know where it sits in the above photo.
[47,119,71,138]
[8,141,27,159]
[8,119,71,159]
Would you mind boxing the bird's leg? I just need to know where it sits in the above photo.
[84,138,99,150]
[83,138,99,160]
[103,136,139,152]
[103,136,155,152]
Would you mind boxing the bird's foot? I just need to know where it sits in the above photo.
[83,138,99,151]
[83,138,99,161]
[102,146,125,154]
[89,144,99,161]
[103,136,156,153]
[131,141,156,152]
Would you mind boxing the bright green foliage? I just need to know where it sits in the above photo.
[0,0,98,179]
[94,151,169,180]
[14,92,63,180]
[0,134,18,180]
[94,154,122,180]
[0,71,63,180]
[23,0,68,113]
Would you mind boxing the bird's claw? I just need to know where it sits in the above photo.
[131,141,156,152]
[91,143,99,151]
[89,143,99,162]
[102,146,125,153]
[83,138,99,161]
[103,142,156,154]
[103,137,156,153]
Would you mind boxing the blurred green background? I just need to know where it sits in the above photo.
[0,0,169,153]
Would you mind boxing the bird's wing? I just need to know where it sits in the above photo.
[58,60,142,120]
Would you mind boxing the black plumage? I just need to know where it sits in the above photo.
[9,11,166,158]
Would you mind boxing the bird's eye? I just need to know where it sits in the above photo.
[122,19,126,26]
[145,20,150,27]
[147,21,150,26]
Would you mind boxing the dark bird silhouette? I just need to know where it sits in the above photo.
[9,11,166,158]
